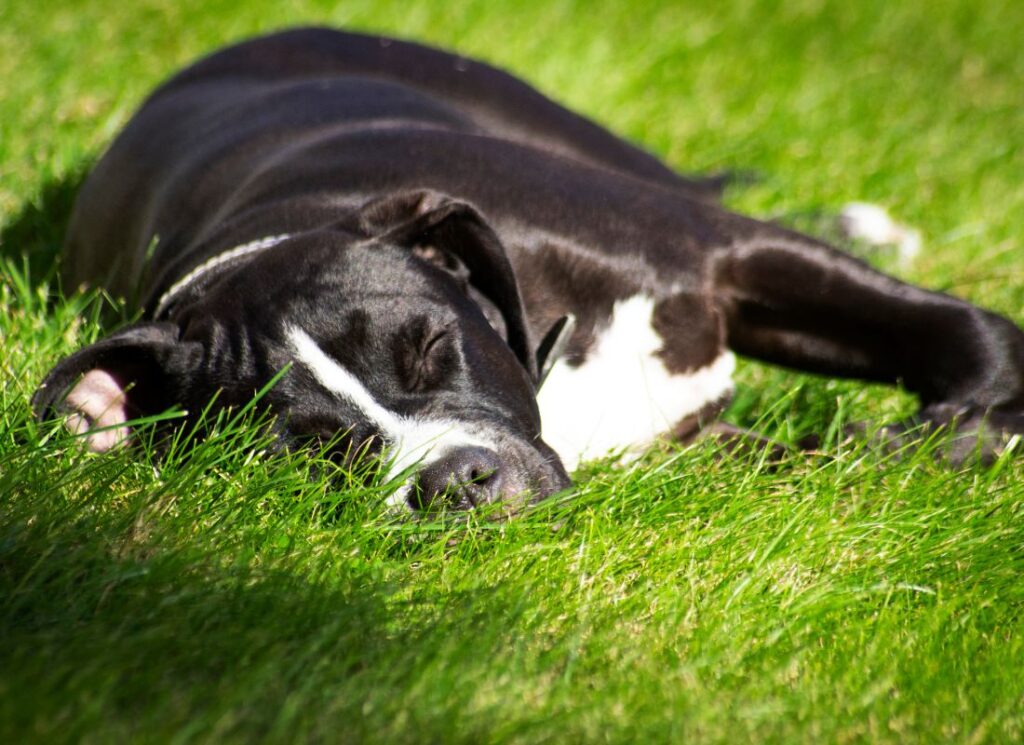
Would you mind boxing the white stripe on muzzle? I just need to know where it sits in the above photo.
[287,326,494,508]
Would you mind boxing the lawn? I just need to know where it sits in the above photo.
[2,0,1024,742]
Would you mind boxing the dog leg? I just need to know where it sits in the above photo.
[711,229,1024,461]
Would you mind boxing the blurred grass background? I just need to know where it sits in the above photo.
[1,0,1023,742]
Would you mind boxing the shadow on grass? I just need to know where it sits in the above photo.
[0,491,483,741]
[0,528,380,740]
[0,443,525,742]
[0,165,90,288]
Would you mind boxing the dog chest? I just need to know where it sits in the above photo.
[536,295,734,469]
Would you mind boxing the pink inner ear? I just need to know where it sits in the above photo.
[63,369,132,453]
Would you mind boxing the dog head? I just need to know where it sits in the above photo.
[33,191,572,511]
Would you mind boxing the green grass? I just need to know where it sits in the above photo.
[2,0,1024,742]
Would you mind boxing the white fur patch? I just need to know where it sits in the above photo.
[536,295,734,469]
[840,202,921,266]
[287,326,493,509]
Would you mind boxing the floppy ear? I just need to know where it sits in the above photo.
[355,190,538,381]
[32,322,202,452]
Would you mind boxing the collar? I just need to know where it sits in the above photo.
[154,234,291,318]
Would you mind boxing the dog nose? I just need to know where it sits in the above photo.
[411,446,504,509]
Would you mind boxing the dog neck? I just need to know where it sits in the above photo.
[154,234,292,318]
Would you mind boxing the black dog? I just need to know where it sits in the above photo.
[34,27,1024,510]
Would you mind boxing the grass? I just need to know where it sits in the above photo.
[2,0,1024,742]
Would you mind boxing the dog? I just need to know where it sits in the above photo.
[33,27,1024,511]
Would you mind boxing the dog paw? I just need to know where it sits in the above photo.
[843,405,1024,466]
[919,404,1024,466]
[839,202,922,268]
[58,369,132,453]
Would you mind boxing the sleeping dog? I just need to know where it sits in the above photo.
[33,27,1024,510]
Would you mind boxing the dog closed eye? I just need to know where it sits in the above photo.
[396,323,457,393]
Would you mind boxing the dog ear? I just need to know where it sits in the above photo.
[356,190,537,381]
[32,322,202,452]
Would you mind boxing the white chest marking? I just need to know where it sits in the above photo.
[536,295,734,470]
[288,326,492,508]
